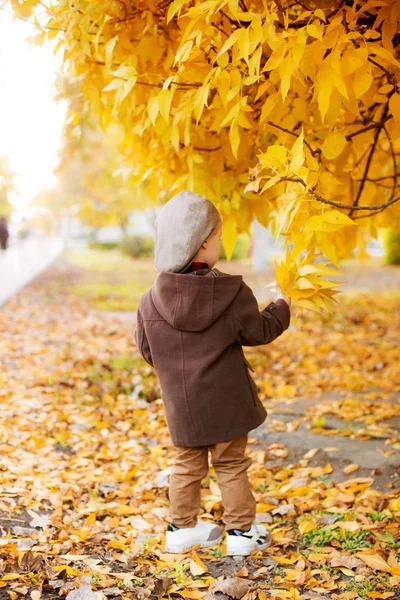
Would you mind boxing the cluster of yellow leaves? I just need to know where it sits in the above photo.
[13,0,400,310]
[275,250,343,312]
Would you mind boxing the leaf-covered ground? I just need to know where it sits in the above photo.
[0,254,399,600]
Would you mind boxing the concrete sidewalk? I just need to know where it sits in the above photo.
[0,237,64,306]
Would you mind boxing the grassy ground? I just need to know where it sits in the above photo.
[65,248,400,313]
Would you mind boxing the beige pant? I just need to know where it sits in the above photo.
[168,435,256,530]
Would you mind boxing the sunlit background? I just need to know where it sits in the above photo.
[0,9,67,215]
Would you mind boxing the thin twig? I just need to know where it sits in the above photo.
[368,57,393,78]
[267,121,318,156]
[383,123,397,200]
[346,117,392,140]
[279,175,400,211]
[349,103,389,217]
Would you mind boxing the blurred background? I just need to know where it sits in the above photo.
[1,9,398,312]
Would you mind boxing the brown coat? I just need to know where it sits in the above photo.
[134,268,290,447]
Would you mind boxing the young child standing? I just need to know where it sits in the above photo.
[135,191,291,556]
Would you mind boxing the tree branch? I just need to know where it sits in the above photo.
[345,117,392,140]
[267,121,318,156]
[368,57,394,78]
[383,123,397,201]
[349,102,389,217]
[280,175,400,212]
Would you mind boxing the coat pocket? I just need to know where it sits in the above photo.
[243,357,255,372]
[244,362,258,406]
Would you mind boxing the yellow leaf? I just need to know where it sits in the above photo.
[388,550,400,570]
[389,94,400,121]
[388,497,400,513]
[299,520,315,534]
[263,144,288,168]
[340,567,356,577]
[158,89,173,124]
[306,23,323,41]
[179,591,207,599]
[103,78,124,92]
[321,132,348,160]
[357,554,391,573]
[303,447,319,459]
[290,129,304,172]
[105,36,117,70]
[191,552,208,573]
[256,502,276,512]
[190,559,207,576]
[222,215,238,261]
[215,29,241,61]
[167,0,186,23]
[296,277,316,290]
[341,48,368,75]
[314,9,326,21]
[260,174,281,193]
[148,97,159,126]
[27,31,47,46]
[54,565,79,576]
[84,512,96,527]
[353,68,373,98]
[279,55,295,101]
[318,77,333,122]
[344,464,359,474]
[109,539,128,549]
[216,70,231,105]
[229,123,241,159]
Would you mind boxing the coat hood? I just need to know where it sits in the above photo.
[151,270,243,332]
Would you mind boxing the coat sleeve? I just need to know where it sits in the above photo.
[232,282,290,347]
[134,308,154,367]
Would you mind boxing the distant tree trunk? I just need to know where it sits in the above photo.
[120,220,128,236]
[384,230,400,265]
[0,217,9,250]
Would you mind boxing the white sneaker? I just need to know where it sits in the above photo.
[164,520,223,553]
[226,523,272,556]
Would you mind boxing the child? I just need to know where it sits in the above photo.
[135,191,291,555]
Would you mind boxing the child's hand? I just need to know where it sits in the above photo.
[276,284,291,308]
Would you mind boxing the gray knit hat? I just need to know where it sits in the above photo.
[155,190,220,273]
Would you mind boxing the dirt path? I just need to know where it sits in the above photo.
[0,236,64,306]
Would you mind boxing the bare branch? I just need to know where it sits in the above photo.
[280,175,400,212]
[349,103,389,217]
[345,117,392,140]
[383,123,397,200]
[368,57,394,78]
[266,121,318,156]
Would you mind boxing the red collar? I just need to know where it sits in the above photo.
[183,261,209,273]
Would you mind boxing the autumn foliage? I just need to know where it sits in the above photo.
[12,0,400,308]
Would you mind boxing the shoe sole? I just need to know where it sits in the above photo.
[164,535,223,554]
[226,539,272,556]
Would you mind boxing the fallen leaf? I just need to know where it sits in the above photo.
[357,553,391,573]
[343,464,359,475]
[153,576,171,598]
[330,555,363,569]
[303,448,319,459]
[209,577,250,599]
[234,566,248,578]
[66,583,98,600]
[190,559,207,576]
